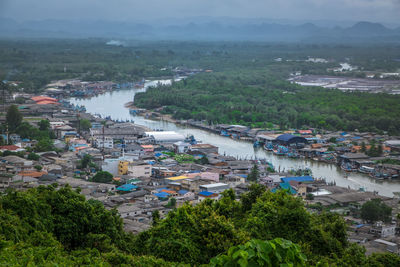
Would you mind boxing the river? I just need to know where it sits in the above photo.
[70,79,400,197]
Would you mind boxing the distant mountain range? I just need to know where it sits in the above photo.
[1,18,399,43]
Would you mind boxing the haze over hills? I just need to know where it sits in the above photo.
[1,17,400,43]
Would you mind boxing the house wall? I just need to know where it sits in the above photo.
[128,164,152,177]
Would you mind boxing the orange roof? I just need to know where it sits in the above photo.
[17,171,47,178]
[141,145,154,148]
[31,96,57,102]
[36,100,60,105]
[311,143,322,148]
[352,145,371,152]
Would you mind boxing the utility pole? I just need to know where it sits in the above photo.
[1,81,6,114]
[77,113,81,134]
[102,125,105,152]
[5,124,9,145]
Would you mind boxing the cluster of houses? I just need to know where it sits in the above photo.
[183,120,400,180]
[41,79,143,98]
[2,90,400,254]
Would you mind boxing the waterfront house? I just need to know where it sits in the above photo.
[274,134,308,147]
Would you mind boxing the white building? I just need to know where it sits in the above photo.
[199,183,229,193]
[127,162,152,178]
[102,158,120,176]
[173,141,191,153]
[95,137,113,149]
[371,222,396,238]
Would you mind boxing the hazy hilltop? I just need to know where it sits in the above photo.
[1,17,400,43]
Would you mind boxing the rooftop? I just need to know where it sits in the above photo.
[165,175,190,181]
[200,183,228,188]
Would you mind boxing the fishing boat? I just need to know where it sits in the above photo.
[273,146,288,156]
[287,151,300,158]
[184,135,200,145]
[359,165,375,174]
[341,162,357,172]
[264,142,274,151]
[220,130,230,137]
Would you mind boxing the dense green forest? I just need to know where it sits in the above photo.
[1,39,399,132]
[0,184,399,266]
[1,39,400,92]
[135,71,400,134]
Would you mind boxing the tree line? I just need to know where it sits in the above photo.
[0,184,399,266]
[135,71,400,134]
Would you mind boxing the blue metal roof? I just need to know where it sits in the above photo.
[116,184,138,191]
[281,176,314,183]
[279,183,297,194]
[276,133,297,142]
[154,192,170,198]
[199,191,215,197]
[272,183,297,195]
[178,190,189,195]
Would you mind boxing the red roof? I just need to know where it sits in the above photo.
[298,130,312,134]
[0,145,21,151]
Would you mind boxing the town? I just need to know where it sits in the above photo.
[1,80,400,257]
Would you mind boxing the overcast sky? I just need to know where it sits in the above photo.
[1,0,400,25]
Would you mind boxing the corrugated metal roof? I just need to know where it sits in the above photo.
[281,176,314,183]
[198,191,215,197]
[116,184,138,191]
[154,192,170,198]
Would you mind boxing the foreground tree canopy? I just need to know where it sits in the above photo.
[0,184,398,266]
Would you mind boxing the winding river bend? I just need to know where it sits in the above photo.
[70,80,400,197]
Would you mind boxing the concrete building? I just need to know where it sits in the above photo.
[372,239,398,253]
[144,131,185,144]
[199,183,229,193]
[173,141,191,153]
[371,222,396,238]
[190,144,219,154]
[95,137,113,149]
[119,161,152,177]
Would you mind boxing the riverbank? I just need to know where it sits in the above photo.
[70,82,400,197]
[125,102,400,180]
